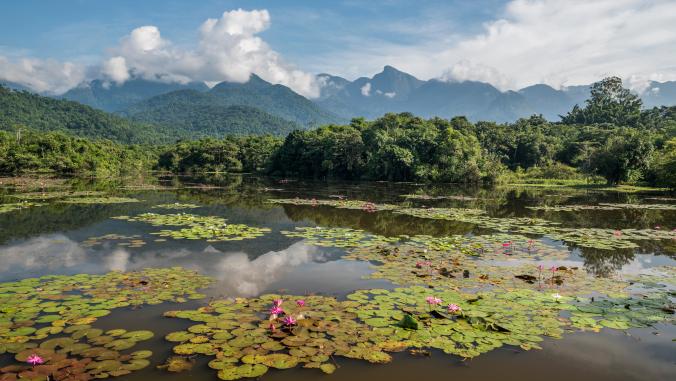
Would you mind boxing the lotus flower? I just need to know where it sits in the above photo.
[269,306,284,315]
[296,299,306,307]
[550,266,557,272]
[272,299,283,307]
[613,230,622,237]
[268,323,276,332]
[551,293,563,299]
[537,264,544,271]
[655,225,661,230]
[282,315,297,326]
[425,296,442,305]
[447,303,462,313]
[502,242,511,247]
[26,354,44,366]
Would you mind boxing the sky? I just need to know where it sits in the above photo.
[1,0,675,97]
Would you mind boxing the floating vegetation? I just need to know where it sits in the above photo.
[527,203,676,212]
[163,295,397,380]
[153,224,271,242]
[82,234,147,248]
[11,190,107,201]
[114,212,222,227]
[401,194,478,201]
[163,287,674,379]
[268,198,399,212]
[60,196,140,204]
[0,201,44,214]
[544,227,676,250]
[344,244,630,295]
[280,227,399,248]
[0,326,153,380]
[117,213,271,242]
[0,268,210,379]
[152,203,201,210]
[526,204,623,212]
[272,199,676,250]
[406,234,570,261]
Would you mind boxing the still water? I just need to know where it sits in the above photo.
[0,175,674,380]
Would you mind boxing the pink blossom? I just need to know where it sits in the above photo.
[268,323,276,332]
[613,230,622,237]
[447,304,462,313]
[272,299,283,307]
[26,354,44,366]
[550,266,557,272]
[655,225,661,230]
[296,299,306,307]
[537,264,544,271]
[282,315,297,326]
[502,242,511,247]
[425,296,442,305]
[270,306,284,315]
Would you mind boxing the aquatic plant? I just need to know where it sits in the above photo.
[0,201,45,214]
[152,203,201,210]
[268,198,399,212]
[82,234,147,248]
[60,196,140,204]
[116,213,271,242]
[280,226,399,248]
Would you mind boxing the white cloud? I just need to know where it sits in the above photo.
[101,56,130,84]
[1,9,320,97]
[103,9,320,97]
[439,59,514,90]
[433,0,676,89]
[309,0,676,91]
[360,82,371,96]
[0,56,86,94]
[383,91,396,98]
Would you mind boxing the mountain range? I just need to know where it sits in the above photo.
[58,66,676,127]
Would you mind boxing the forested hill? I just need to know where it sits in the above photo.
[121,74,344,128]
[122,89,301,137]
[0,86,301,143]
[0,85,173,144]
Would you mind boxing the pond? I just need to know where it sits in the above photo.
[0,175,674,381]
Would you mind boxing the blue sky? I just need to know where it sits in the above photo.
[1,0,675,96]
[0,0,504,70]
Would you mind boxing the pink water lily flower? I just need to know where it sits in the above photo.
[26,354,44,366]
[447,304,462,313]
[537,264,544,271]
[296,299,306,307]
[502,242,511,247]
[282,315,297,326]
[425,296,442,305]
[269,306,284,315]
[550,266,557,272]
[268,323,276,332]
[613,230,622,237]
[272,299,283,307]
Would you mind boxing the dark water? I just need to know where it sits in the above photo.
[0,175,675,380]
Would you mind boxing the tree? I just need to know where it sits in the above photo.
[588,129,653,184]
[562,77,642,126]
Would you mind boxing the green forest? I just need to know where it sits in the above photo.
[1,77,675,188]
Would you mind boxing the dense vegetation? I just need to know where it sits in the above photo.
[1,77,675,188]
[0,128,155,176]
[0,85,172,144]
[123,75,343,128]
[123,90,300,137]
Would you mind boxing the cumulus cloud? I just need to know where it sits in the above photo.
[102,9,320,97]
[439,59,514,90]
[431,0,676,90]
[0,56,86,94]
[360,82,371,96]
[2,9,319,97]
